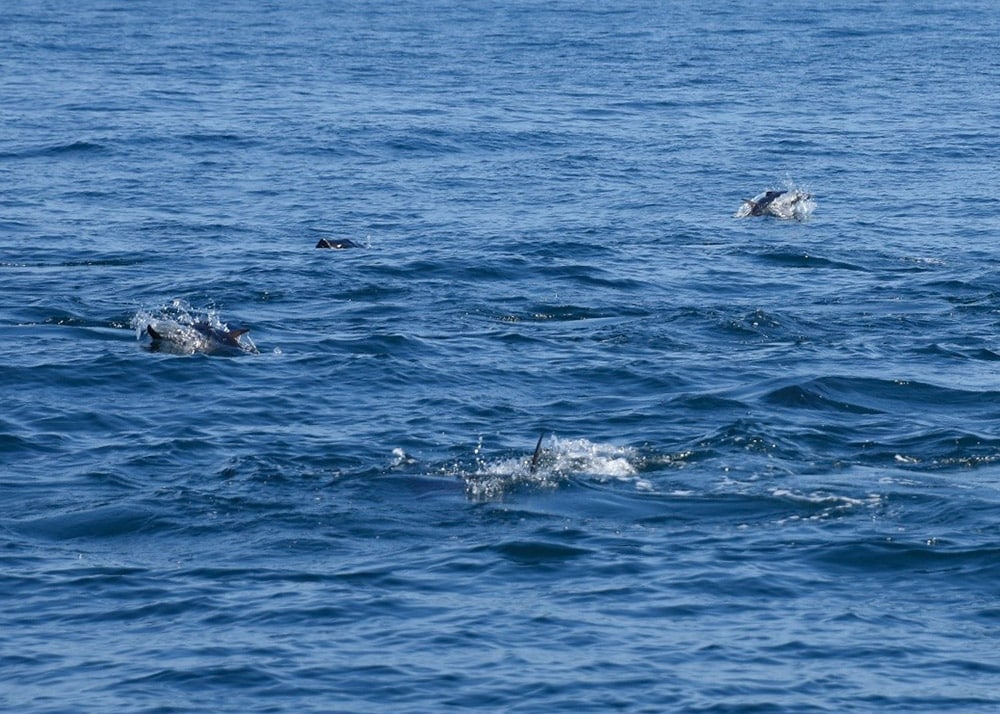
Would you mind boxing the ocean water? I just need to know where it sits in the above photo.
[3,0,1000,711]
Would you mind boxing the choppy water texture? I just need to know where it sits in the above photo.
[3,1,1000,711]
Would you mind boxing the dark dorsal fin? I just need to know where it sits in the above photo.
[228,328,249,339]
[146,325,162,340]
[316,238,360,249]
[529,432,545,474]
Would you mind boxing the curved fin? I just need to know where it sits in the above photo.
[529,432,545,473]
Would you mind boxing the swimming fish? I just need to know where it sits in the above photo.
[316,238,362,249]
[736,189,813,220]
[145,321,257,355]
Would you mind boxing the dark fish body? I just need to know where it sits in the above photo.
[145,321,256,355]
[736,189,814,220]
[745,190,785,216]
[316,238,362,249]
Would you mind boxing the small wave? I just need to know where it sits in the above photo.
[770,487,880,511]
[718,486,883,528]
[924,450,1000,471]
[179,132,255,146]
[722,307,784,336]
[381,130,462,157]
[754,251,865,271]
[762,382,884,415]
[749,375,1000,417]
[494,303,646,324]
[810,539,1000,576]
[0,140,106,160]
[483,538,594,565]
[919,343,1000,362]
[8,504,162,541]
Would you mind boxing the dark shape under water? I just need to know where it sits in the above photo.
[145,322,256,355]
[316,238,362,249]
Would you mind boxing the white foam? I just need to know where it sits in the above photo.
[770,487,874,508]
[390,447,417,468]
[459,435,647,499]
[768,487,882,525]
[130,300,257,354]
[735,183,816,221]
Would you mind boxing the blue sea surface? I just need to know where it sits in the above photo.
[3,1,1000,711]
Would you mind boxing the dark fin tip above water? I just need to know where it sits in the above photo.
[146,325,162,340]
[529,431,545,473]
[316,238,361,249]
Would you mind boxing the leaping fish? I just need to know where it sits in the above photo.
[736,189,813,220]
[145,321,257,355]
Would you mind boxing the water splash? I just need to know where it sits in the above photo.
[130,299,258,355]
[735,182,816,220]
[449,435,650,500]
